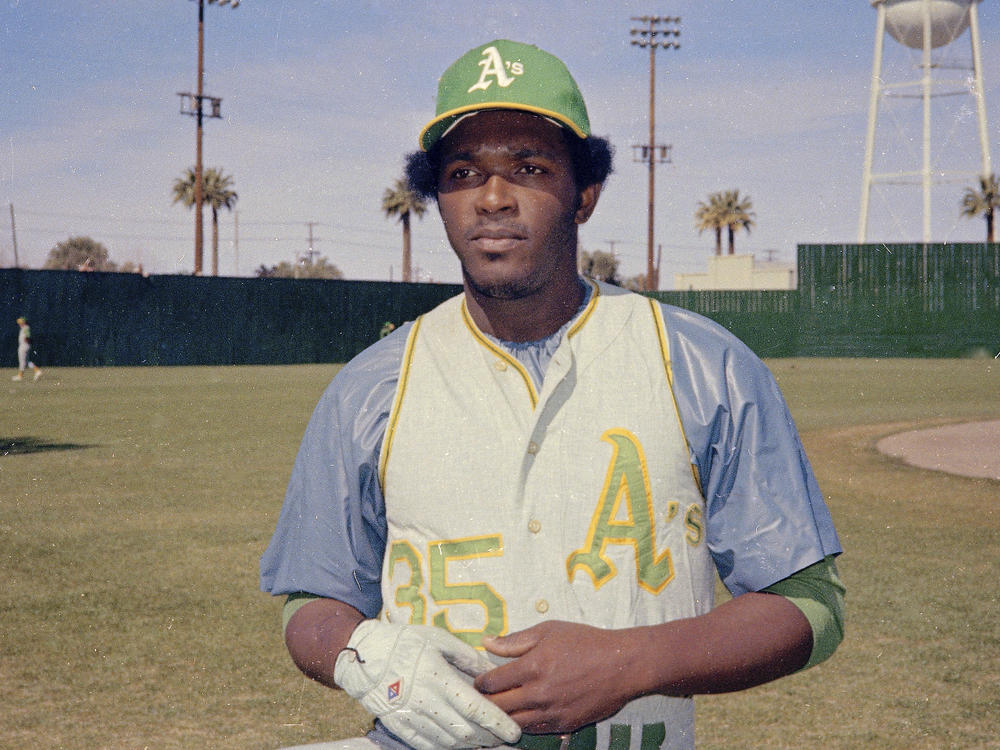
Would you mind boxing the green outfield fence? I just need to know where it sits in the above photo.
[2,243,998,366]
[0,270,461,367]
[795,243,1000,356]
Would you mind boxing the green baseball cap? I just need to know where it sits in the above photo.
[419,39,591,151]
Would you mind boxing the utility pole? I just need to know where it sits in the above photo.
[630,14,680,291]
[304,222,319,265]
[232,209,239,276]
[9,203,18,268]
[178,0,238,275]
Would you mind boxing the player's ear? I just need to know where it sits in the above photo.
[574,182,601,225]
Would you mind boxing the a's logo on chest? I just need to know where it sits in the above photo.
[567,428,688,593]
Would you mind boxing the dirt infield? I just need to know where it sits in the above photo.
[876,420,1000,480]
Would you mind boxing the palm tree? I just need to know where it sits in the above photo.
[172,167,238,275]
[720,189,755,255]
[695,192,726,256]
[203,169,238,276]
[382,178,427,282]
[960,173,1000,242]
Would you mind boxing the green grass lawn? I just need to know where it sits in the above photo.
[2,360,998,749]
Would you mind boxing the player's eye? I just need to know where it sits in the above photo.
[517,164,546,176]
[444,166,482,183]
[439,164,490,193]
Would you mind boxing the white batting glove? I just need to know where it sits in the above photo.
[333,620,521,750]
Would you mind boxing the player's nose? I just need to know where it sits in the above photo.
[476,174,517,215]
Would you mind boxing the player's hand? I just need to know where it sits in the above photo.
[333,620,521,750]
[474,621,635,735]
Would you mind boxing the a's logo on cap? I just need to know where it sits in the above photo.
[467,45,524,93]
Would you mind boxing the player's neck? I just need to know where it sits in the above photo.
[464,275,585,344]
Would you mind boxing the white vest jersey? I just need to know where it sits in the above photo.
[379,282,713,749]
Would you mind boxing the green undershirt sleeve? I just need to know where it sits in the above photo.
[282,592,322,635]
[763,554,846,670]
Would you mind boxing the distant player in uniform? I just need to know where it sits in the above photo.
[261,40,845,750]
[13,317,42,382]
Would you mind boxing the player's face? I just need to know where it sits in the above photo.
[436,111,599,301]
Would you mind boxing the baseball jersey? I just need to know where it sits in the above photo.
[380,283,714,746]
[260,279,841,749]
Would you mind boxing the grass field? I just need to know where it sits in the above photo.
[2,359,998,749]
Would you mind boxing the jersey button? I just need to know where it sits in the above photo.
[528,519,541,534]
[527,441,540,455]
[493,359,508,371]
[535,599,549,614]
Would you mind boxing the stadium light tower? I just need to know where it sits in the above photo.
[630,15,680,291]
[178,0,239,275]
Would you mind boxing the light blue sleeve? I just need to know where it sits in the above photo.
[661,304,842,596]
[258,324,410,617]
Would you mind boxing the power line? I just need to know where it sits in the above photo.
[16,209,191,226]
[13,208,402,239]
[11,225,397,249]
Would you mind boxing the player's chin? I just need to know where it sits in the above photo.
[464,267,548,301]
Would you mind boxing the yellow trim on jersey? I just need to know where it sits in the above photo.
[460,299,539,408]
[379,315,423,493]
[567,278,600,338]
[649,299,704,495]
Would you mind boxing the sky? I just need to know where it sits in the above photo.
[2,0,999,287]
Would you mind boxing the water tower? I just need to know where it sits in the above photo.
[858,0,992,242]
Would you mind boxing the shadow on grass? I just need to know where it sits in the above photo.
[0,436,95,456]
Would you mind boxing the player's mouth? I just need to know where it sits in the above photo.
[467,226,528,253]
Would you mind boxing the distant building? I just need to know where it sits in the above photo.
[673,253,795,291]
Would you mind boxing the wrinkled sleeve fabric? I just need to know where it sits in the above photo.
[258,325,410,618]
[662,304,842,597]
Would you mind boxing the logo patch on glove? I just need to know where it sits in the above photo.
[387,679,402,702]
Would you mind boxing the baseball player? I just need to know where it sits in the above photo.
[13,317,42,381]
[261,40,844,750]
